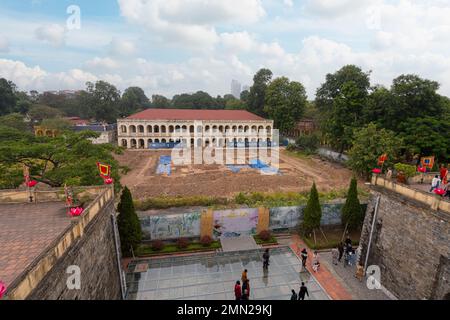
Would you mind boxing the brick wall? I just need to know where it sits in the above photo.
[359,186,450,300]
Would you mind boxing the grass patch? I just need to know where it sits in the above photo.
[136,241,221,256]
[284,149,315,160]
[301,227,361,250]
[134,189,369,211]
[135,196,229,210]
[253,234,278,245]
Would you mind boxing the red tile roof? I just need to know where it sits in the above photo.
[125,109,267,121]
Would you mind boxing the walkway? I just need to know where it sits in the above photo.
[220,235,260,252]
[289,234,353,300]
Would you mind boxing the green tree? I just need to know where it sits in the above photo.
[302,182,322,234]
[295,133,320,154]
[0,78,18,115]
[117,186,142,256]
[265,77,307,133]
[40,117,72,131]
[84,81,121,122]
[0,127,121,188]
[316,65,371,152]
[225,98,246,110]
[341,178,363,231]
[28,104,63,122]
[120,87,149,117]
[247,68,273,116]
[0,113,29,131]
[399,117,450,162]
[348,123,404,179]
[151,94,171,108]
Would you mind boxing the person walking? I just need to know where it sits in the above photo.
[300,248,308,269]
[234,281,242,300]
[337,242,344,262]
[331,248,339,265]
[290,289,298,300]
[242,280,250,300]
[241,269,248,283]
[312,251,320,272]
[298,282,309,300]
[263,249,270,269]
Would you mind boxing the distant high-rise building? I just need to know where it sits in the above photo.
[231,80,242,99]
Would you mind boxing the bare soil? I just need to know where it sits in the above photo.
[114,148,358,200]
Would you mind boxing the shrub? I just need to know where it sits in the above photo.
[295,133,320,154]
[151,240,165,251]
[176,238,190,249]
[286,143,297,151]
[200,236,213,247]
[234,192,247,204]
[394,163,417,178]
[258,230,271,241]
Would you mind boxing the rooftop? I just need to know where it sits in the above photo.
[125,108,267,121]
[0,202,70,287]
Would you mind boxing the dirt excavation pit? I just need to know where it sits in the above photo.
[114,148,356,199]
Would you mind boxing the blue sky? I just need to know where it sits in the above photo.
[1,0,450,98]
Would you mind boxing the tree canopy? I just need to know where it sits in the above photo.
[347,123,404,178]
[0,127,122,188]
[265,77,307,133]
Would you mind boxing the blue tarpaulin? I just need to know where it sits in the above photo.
[150,142,184,149]
[156,156,172,175]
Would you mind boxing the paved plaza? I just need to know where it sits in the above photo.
[0,202,69,287]
[125,246,330,300]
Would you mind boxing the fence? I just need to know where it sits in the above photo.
[139,201,367,240]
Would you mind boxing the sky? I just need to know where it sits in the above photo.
[1,0,450,99]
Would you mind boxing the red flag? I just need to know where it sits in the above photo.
[377,154,388,166]
[96,162,111,178]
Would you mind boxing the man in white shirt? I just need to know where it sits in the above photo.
[430,175,441,192]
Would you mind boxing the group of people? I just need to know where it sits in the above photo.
[290,283,309,300]
[233,249,271,300]
[331,236,356,267]
[299,248,320,272]
[431,165,449,197]
[234,270,251,300]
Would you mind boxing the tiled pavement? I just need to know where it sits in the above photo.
[289,234,353,300]
[125,247,330,300]
[0,202,70,287]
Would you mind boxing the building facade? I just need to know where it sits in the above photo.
[117,109,274,149]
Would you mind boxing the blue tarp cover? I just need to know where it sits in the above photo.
[156,156,172,175]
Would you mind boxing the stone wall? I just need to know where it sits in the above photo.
[359,186,450,300]
[25,200,122,300]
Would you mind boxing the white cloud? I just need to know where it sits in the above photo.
[117,0,265,49]
[0,35,9,52]
[85,57,120,70]
[0,59,96,91]
[34,23,66,46]
[109,37,136,56]
[283,0,294,7]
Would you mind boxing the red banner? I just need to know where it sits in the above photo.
[96,162,111,178]
[377,154,388,166]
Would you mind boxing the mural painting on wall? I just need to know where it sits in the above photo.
[213,208,258,238]
[141,212,201,240]
[269,206,301,230]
